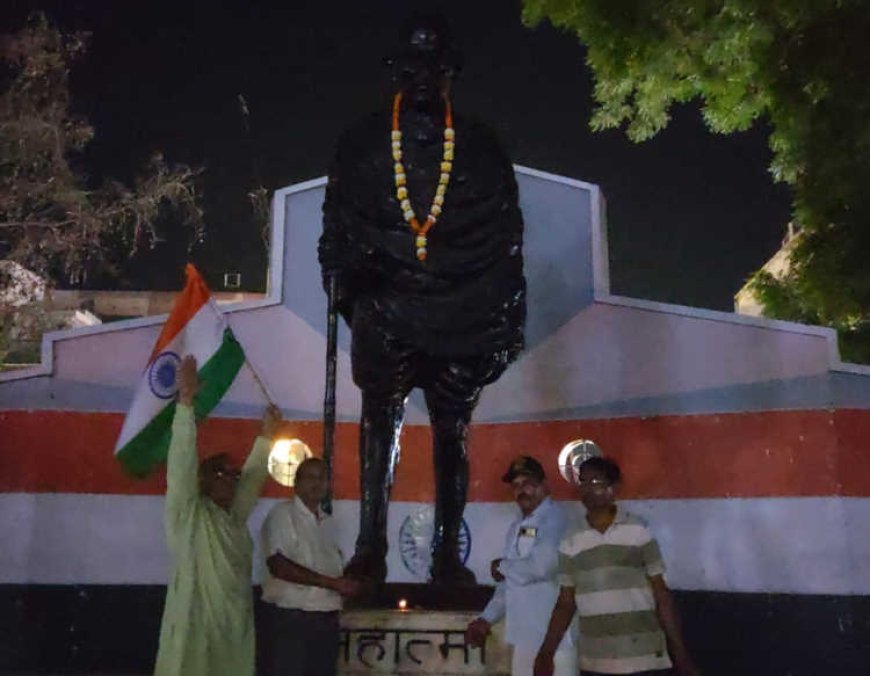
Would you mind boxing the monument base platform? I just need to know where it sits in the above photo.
[338,583,509,674]
[339,608,510,675]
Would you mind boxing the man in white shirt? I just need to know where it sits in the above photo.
[465,456,578,676]
[259,458,361,676]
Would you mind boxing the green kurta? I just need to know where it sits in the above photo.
[154,404,270,676]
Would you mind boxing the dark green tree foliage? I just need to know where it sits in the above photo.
[523,0,869,362]
[0,14,205,363]
[0,14,203,284]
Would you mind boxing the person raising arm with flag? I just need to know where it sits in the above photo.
[154,355,281,676]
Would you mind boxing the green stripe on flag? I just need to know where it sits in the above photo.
[116,401,177,477]
[191,329,246,421]
[117,329,246,477]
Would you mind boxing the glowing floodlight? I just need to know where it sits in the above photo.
[268,438,313,487]
[558,439,603,485]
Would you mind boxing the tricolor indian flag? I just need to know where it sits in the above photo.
[114,264,246,477]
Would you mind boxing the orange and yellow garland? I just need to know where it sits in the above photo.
[391,92,455,262]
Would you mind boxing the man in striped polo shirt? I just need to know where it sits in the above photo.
[534,457,699,676]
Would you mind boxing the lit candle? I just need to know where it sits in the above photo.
[398,598,408,612]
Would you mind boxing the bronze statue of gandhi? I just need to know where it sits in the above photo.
[319,13,525,585]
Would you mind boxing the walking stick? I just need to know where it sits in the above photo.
[321,275,339,514]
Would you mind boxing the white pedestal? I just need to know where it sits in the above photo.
[339,609,510,675]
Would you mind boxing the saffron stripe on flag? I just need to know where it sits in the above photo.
[148,263,210,363]
[115,328,245,476]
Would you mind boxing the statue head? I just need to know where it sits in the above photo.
[389,12,462,111]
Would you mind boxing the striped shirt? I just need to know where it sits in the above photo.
[558,507,672,674]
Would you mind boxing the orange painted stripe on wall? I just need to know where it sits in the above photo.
[1,408,868,499]
[833,408,870,496]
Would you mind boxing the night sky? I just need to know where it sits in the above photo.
[5,0,792,310]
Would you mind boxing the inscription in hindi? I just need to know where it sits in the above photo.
[340,627,485,672]
[339,610,510,675]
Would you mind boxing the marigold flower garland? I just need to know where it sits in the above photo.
[391,92,454,262]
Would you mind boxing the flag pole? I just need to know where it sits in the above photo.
[244,353,277,407]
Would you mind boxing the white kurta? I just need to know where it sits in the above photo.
[153,405,270,676]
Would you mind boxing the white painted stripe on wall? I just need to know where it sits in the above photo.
[1,495,868,595]
[621,497,863,595]
[0,495,517,587]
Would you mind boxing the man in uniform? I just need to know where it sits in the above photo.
[465,456,578,675]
